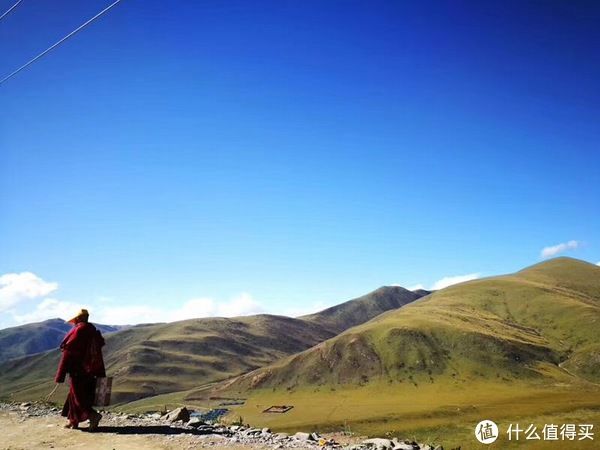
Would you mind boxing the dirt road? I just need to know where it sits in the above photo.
[0,410,264,450]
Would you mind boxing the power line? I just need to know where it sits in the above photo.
[0,0,124,86]
[0,0,23,21]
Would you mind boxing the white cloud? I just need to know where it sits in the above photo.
[0,268,272,328]
[540,240,580,259]
[92,304,176,325]
[74,292,264,325]
[12,298,82,324]
[164,293,265,323]
[169,297,216,322]
[215,292,264,317]
[0,272,58,312]
[9,290,340,328]
[596,262,600,266]
[431,273,481,290]
[404,273,481,292]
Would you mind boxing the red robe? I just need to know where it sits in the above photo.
[55,322,106,425]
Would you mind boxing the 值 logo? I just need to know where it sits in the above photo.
[475,420,499,444]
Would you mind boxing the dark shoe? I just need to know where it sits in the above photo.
[89,412,102,432]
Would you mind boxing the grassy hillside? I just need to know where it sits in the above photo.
[220,258,600,391]
[0,319,123,363]
[199,258,600,449]
[0,284,423,405]
[301,286,427,334]
[0,314,334,404]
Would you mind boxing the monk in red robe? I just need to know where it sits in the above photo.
[54,309,105,430]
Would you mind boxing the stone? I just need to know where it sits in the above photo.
[262,427,272,434]
[363,438,394,450]
[186,417,205,427]
[293,432,314,441]
[243,427,262,436]
[162,406,190,423]
[392,443,417,450]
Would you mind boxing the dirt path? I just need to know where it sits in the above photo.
[0,410,261,450]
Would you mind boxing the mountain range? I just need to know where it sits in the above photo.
[0,285,426,404]
[1,257,598,449]
[0,319,124,363]
[220,257,600,391]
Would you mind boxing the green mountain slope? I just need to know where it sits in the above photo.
[221,258,600,391]
[0,315,334,404]
[0,284,423,404]
[197,258,600,449]
[300,286,428,333]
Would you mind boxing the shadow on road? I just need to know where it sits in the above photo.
[81,425,223,436]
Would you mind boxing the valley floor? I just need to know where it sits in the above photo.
[2,380,599,450]
[224,380,600,450]
[114,377,600,449]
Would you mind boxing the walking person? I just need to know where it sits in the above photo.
[54,309,106,430]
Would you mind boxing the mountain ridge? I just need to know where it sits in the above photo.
[0,284,426,404]
[0,318,125,363]
[207,257,600,392]
[300,285,428,333]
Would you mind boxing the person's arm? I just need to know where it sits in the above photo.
[54,327,81,383]
[55,346,71,383]
[55,355,67,383]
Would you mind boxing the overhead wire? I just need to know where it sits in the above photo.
[0,0,124,86]
[0,0,23,21]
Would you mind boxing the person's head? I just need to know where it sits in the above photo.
[67,309,89,325]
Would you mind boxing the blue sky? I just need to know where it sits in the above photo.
[1,1,599,328]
